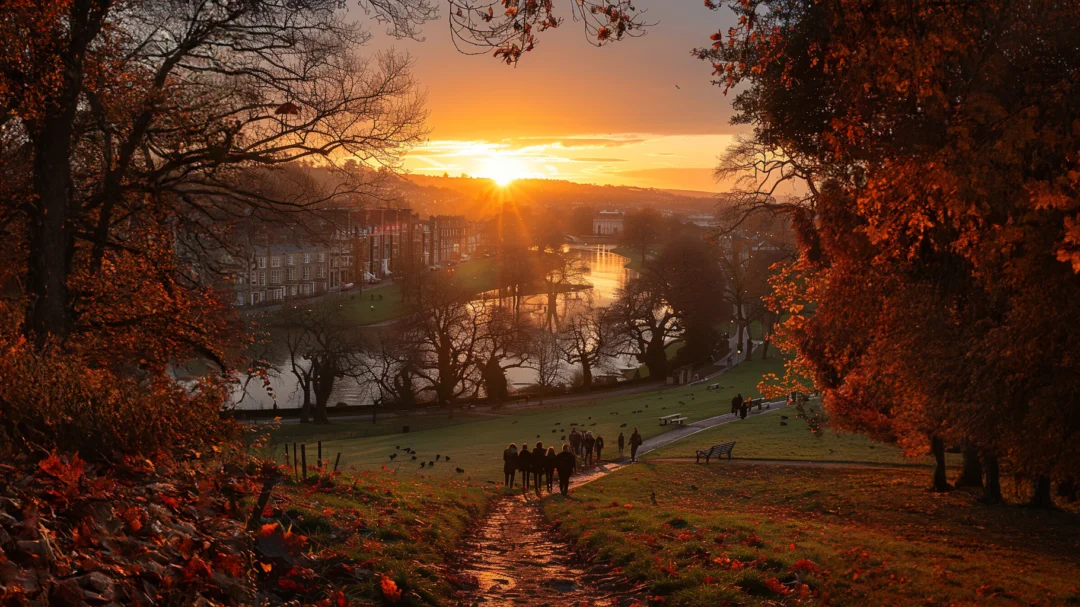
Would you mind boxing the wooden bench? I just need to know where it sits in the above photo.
[659,413,681,426]
[669,416,688,425]
[695,441,736,463]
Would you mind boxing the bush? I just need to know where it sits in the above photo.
[0,343,239,460]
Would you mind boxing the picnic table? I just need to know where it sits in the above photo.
[659,413,688,426]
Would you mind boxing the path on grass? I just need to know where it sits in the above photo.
[449,465,643,607]
[448,401,788,606]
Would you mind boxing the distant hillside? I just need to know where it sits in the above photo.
[399,175,721,219]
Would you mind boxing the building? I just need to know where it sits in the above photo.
[592,210,624,236]
[429,215,471,264]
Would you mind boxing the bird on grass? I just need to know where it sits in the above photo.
[780,415,789,420]
[780,421,788,426]
[555,422,561,426]
[436,454,441,461]
[650,491,658,505]
[420,462,426,469]
[411,455,417,461]
[456,468,465,474]
[552,430,557,433]
[445,455,451,461]
[389,453,397,461]
[486,480,497,485]
[620,423,627,428]
[536,434,541,438]
[512,420,518,424]
[428,461,434,467]
[689,484,699,491]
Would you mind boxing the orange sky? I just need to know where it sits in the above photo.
[351,2,746,192]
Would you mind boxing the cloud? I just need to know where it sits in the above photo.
[572,157,628,163]
[507,136,648,149]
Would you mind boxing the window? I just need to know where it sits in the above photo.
[303,283,312,295]
[271,256,280,268]
[286,268,295,281]
[301,266,310,280]
[318,265,325,279]
[317,252,325,263]
[250,270,256,283]
[290,285,297,296]
[270,269,280,284]
[287,254,295,266]
[259,271,266,286]
[303,253,311,264]
[330,257,337,268]
[258,257,266,269]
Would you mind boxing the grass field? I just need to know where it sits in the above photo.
[542,462,1080,606]
[645,406,923,465]
[263,356,793,482]
[265,468,491,605]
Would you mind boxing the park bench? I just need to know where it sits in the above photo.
[695,441,736,463]
[669,416,688,424]
[706,383,721,391]
[659,413,681,426]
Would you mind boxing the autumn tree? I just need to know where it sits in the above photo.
[702,0,1080,501]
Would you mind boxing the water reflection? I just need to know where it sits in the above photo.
[231,245,633,410]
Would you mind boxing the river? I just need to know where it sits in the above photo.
[229,245,635,410]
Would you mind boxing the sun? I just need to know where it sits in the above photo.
[480,153,528,186]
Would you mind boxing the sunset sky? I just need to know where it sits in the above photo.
[352,2,744,192]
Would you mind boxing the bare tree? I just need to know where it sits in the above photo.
[557,299,619,390]
[530,328,564,389]
[356,327,422,410]
[475,303,532,403]
[396,276,482,412]
[280,304,362,424]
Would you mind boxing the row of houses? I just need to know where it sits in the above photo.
[229,208,479,307]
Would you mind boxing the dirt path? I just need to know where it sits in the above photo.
[449,464,642,606]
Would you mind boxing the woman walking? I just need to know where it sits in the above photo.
[555,444,577,496]
[518,442,532,492]
[583,432,596,466]
[594,434,605,462]
[629,428,643,462]
[544,447,558,494]
[503,443,518,487]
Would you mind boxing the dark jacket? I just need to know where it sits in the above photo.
[517,449,532,472]
[503,447,517,474]
[555,451,576,476]
[584,436,596,453]
[618,434,625,448]
[630,432,643,448]
[531,447,547,471]
[544,452,557,474]
[595,437,605,454]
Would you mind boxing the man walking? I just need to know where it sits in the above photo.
[583,432,596,466]
[731,393,743,416]
[629,428,643,463]
[555,444,577,496]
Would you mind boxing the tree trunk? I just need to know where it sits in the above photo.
[27,119,77,346]
[982,453,1002,503]
[299,383,313,424]
[1028,475,1053,508]
[759,337,770,360]
[580,361,592,391]
[929,435,950,492]
[953,440,983,488]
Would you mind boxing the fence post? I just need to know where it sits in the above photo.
[301,444,308,481]
[317,441,323,471]
[292,443,298,479]
[333,452,342,472]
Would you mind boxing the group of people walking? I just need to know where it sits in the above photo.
[502,428,644,496]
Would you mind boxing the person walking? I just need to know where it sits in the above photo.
[617,432,625,457]
[583,432,596,467]
[569,428,581,456]
[544,447,558,494]
[531,442,546,497]
[555,444,577,496]
[517,442,532,493]
[503,443,518,487]
[629,428,643,462]
[739,398,748,419]
[594,434,605,463]
[731,393,743,416]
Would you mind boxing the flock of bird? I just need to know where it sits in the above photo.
[389,446,465,474]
